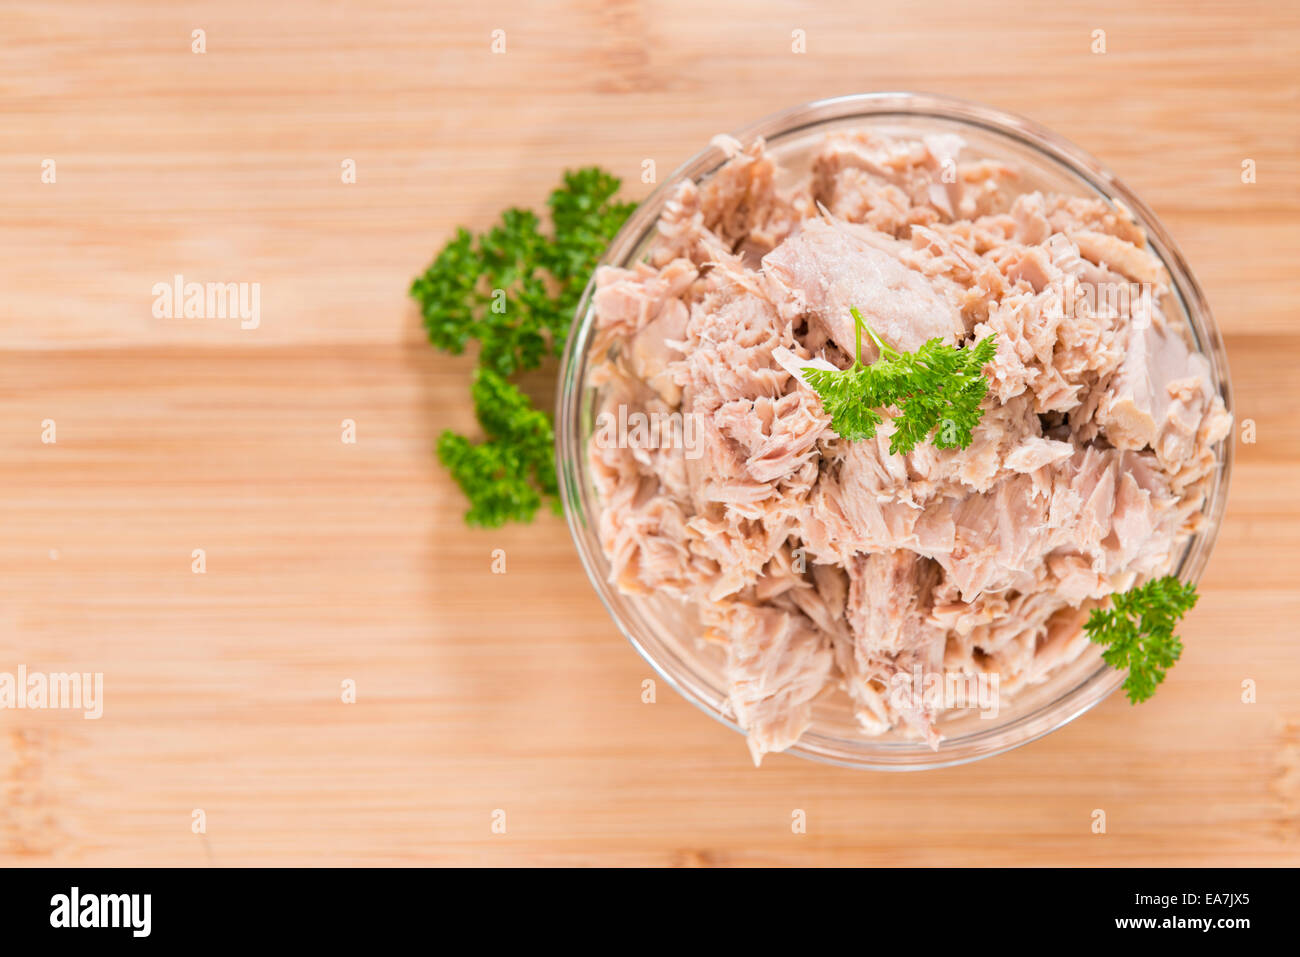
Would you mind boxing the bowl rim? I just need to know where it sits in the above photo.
[556,91,1234,770]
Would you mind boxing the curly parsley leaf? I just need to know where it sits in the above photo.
[1084,575,1199,703]
[802,307,997,455]
[436,368,560,528]
[546,168,636,284]
[412,168,635,379]
[413,167,635,526]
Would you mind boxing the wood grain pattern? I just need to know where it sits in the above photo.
[0,0,1296,866]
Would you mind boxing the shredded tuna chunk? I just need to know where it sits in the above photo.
[588,131,1230,763]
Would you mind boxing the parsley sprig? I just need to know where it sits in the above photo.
[801,307,997,455]
[436,368,558,527]
[413,169,636,378]
[1084,575,1199,703]
[412,168,636,526]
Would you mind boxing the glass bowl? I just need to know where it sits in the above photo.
[556,92,1234,770]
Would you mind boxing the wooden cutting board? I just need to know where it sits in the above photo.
[1,0,1296,866]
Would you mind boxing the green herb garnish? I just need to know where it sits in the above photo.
[801,307,997,455]
[436,367,557,527]
[1084,575,1199,703]
[412,168,636,526]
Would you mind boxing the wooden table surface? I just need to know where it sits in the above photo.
[1,0,1296,867]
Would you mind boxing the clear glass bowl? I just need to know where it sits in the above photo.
[556,92,1234,770]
